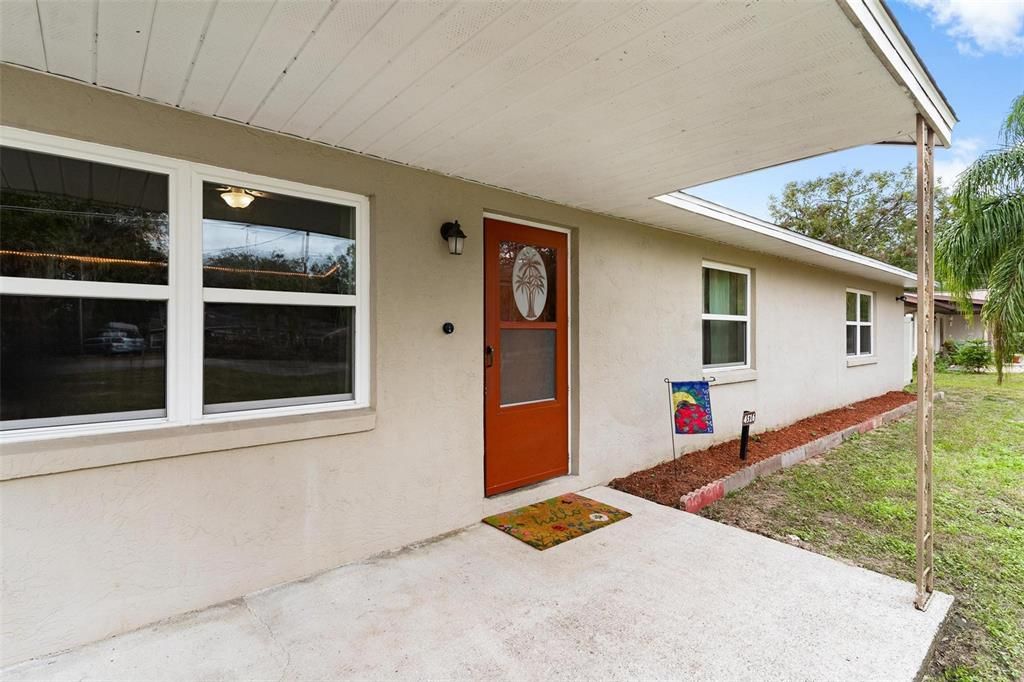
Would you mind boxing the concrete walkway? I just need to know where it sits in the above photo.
[4,487,951,681]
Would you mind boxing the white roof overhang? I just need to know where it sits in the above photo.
[1,0,952,279]
[657,193,916,287]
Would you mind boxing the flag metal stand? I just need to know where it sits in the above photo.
[664,378,678,463]
[664,376,716,465]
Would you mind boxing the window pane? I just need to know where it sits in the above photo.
[500,329,556,405]
[702,319,747,366]
[498,241,557,322]
[859,293,871,322]
[860,325,872,355]
[703,267,746,316]
[846,292,857,322]
[846,324,857,355]
[202,182,355,294]
[204,303,353,412]
[0,147,169,284]
[1,295,166,428]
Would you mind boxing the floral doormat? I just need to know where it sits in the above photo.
[482,493,631,550]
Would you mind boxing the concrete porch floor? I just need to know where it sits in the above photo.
[4,486,951,681]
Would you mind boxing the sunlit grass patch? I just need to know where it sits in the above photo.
[703,373,1024,681]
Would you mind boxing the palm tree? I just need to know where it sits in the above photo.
[937,92,1024,384]
[514,251,547,319]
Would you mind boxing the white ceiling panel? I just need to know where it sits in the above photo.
[138,0,216,104]
[399,0,689,167]
[2,0,955,283]
[448,2,804,186]
[96,0,156,94]
[279,0,452,140]
[364,0,626,161]
[215,0,333,123]
[343,0,571,154]
[314,0,512,147]
[248,0,395,132]
[0,0,47,71]
[37,0,96,83]
[178,0,275,114]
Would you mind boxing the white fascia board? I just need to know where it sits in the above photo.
[656,192,917,287]
[838,0,956,147]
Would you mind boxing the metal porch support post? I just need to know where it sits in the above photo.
[915,114,935,611]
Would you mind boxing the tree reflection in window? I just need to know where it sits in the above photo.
[202,182,356,295]
[0,146,169,284]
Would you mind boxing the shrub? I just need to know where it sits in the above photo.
[939,339,960,360]
[914,353,953,375]
[1005,331,1024,363]
[954,339,993,373]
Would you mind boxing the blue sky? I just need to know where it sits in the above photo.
[687,0,1024,220]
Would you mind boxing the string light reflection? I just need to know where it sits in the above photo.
[0,249,343,280]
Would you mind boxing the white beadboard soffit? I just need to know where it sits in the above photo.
[1,0,952,283]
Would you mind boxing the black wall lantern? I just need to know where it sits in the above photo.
[440,220,467,255]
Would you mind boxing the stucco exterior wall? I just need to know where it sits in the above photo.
[0,65,907,665]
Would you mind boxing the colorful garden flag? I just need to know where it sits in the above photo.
[671,381,714,434]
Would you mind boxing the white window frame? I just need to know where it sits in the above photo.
[0,126,370,442]
[846,288,874,357]
[701,261,751,371]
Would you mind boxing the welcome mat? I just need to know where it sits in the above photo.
[483,493,631,550]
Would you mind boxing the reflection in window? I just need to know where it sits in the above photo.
[701,264,750,368]
[0,146,169,284]
[202,182,355,294]
[702,320,748,367]
[703,268,747,316]
[203,303,354,412]
[0,296,167,429]
[500,329,556,405]
[846,290,873,356]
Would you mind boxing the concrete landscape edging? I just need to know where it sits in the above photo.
[681,399,924,514]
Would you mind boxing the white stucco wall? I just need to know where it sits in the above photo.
[0,66,908,665]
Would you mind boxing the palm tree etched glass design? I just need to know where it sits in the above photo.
[512,246,548,320]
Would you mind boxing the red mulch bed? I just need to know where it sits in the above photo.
[609,391,915,508]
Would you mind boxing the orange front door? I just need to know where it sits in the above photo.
[484,218,569,496]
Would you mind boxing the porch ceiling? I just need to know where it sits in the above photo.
[1,0,953,264]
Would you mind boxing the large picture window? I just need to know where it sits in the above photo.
[199,179,359,413]
[0,128,369,438]
[846,289,873,356]
[702,262,751,369]
[1,145,171,430]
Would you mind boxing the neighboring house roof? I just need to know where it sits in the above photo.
[0,0,954,246]
[904,292,986,315]
[657,192,918,287]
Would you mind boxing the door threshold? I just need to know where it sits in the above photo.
[481,474,582,516]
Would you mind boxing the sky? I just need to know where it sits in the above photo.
[686,0,1024,221]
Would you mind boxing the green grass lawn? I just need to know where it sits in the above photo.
[701,373,1024,682]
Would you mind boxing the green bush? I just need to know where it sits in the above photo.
[914,353,954,375]
[1006,331,1024,361]
[939,339,960,360]
[954,339,993,373]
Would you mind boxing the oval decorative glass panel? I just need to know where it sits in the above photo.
[512,246,548,320]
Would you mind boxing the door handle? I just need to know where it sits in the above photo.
[485,345,494,368]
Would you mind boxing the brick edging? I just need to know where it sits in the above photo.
[681,399,923,514]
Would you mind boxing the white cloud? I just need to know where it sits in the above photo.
[934,136,983,186]
[902,0,1024,56]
